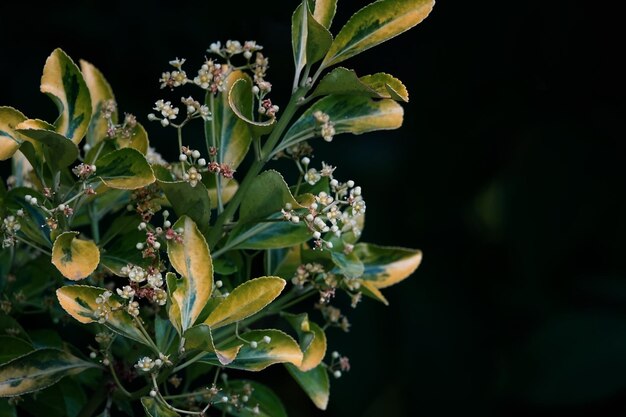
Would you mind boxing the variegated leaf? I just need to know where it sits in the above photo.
[95,147,155,189]
[216,380,288,417]
[354,243,422,288]
[285,363,329,410]
[228,78,275,137]
[310,0,337,28]
[184,324,242,365]
[16,119,79,172]
[51,232,99,280]
[360,72,409,102]
[283,313,327,371]
[0,107,26,161]
[157,179,211,235]
[79,59,117,146]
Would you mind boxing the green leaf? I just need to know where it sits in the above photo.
[284,95,403,142]
[51,232,100,280]
[228,216,312,250]
[5,188,51,248]
[205,71,253,170]
[56,285,150,346]
[0,336,33,364]
[309,67,378,99]
[141,396,180,417]
[155,315,178,355]
[360,72,409,102]
[330,251,364,279]
[16,119,79,172]
[100,218,151,275]
[285,363,329,410]
[41,48,92,144]
[305,3,333,65]
[292,1,309,79]
[79,59,117,147]
[167,216,214,333]
[354,243,422,288]
[184,324,242,365]
[322,0,435,67]
[283,313,327,371]
[272,245,303,279]
[202,329,303,371]
[240,170,302,222]
[216,380,288,417]
[293,1,333,73]
[228,78,275,137]
[0,107,27,161]
[165,272,182,334]
[0,399,16,417]
[205,276,286,329]
[95,147,155,189]
[0,348,97,397]
[158,180,211,235]
[0,314,30,343]
[310,0,337,28]
[116,122,150,155]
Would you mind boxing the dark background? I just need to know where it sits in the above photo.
[1,0,625,416]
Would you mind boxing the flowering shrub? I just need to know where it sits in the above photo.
[0,0,434,415]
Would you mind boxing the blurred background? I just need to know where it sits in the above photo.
[1,0,625,416]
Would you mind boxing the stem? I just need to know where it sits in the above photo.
[133,317,160,354]
[109,361,132,397]
[209,93,224,214]
[15,236,51,256]
[89,204,100,243]
[177,126,185,175]
[152,374,204,415]
[172,351,206,373]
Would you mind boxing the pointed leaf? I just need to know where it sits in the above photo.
[165,272,182,333]
[0,337,33,364]
[205,71,253,170]
[158,179,211,235]
[16,119,79,171]
[292,1,309,78]
[205,277,286,329]
[322,0,435,67]
[228,214,311,250]
[359,280,389,305]
[79,60,117,146]
[330,251,364,279]
[51,232,100,280]
[184,324,242,365]
[56,285,150,346]
[240,170,302,222]
[283,313,327,371]
[360,72,409,102]
[311,0,337,28]
[216,380,288,417]
[306,4,333,65]
[309,67,379,99]
[228,78,275,137]
[0,107,26,161]
[202,329,302,371]
[285,363,329,410]
[141,397,180,417]
[41,48,92,144]
[354,243,422,288]
[95,147,155,189]
[0,349,97,397]
[167,216,213,332]
[293,2,333,72]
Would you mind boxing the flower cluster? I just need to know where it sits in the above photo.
[1,212,22,248]
[159,58,189,90]
[148,99,180,127]
[313,111,335,142]
[209,40,263,60]
[119,264,168,308]
[72,163,97,180]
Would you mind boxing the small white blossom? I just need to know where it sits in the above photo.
[127,301,140,317]
[135,356,155,372]
[116,286,135,299]
[304,168,321,185]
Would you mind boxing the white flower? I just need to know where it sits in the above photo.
[127,301,140,317]
[148,272,164,288]
[169,57,186,69]
[304,168,321,185]
[116,286,135,299]
[152,288,167,306]
[135,356,155,372]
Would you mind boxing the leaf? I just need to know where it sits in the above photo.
[116,122,149,155]
[167,216,213,333]
[79,59,117,146]
[331,251,364,279]
[0,348,97,397]
[141,397,180,417]
[272,245,303,278]
[309,67,379,99]
[0,107,26,161]
[322,0,435,67]
[40,48,92,144]
[184,324,242,365]
[354,243,422,288]
[205,176,238,209]
[283,313,327,371]
[158,180,211,235]
[56,285,150,346]
[205,277,286,329]
[293,1,333,72]
[6,188,52,248]
[205,71,253,170]
[0,314,30,343]
[95,147,155,189]
[155,315,178,355]
[16,119,79,171]
[360,72,409,102]
[100,219,151,275]
[0,399,16,417]
[285,363,329,410]
[311,0,337,28]
[228,78,275,137]
[202,329,302,371]
[240,170,302,222]
[292,1,309,79]
[284,95,403,142]
[359,280,389,306]
[51,232,100,280]
[165,272,182,334]
[0,336,33,364]
[216,380,288,417]
[228,216,312,250]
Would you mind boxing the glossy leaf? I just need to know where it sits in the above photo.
[228,78,275,137]
[40,48,92,144]
[331,251,364,279]
[0,349,97,397]
[167,216,213,332]
[56,285,150,346]
[305,3,333,65]
[293,1,333,72]
[206,71,252,169]
[205,277,286,329]
[0,314,30,343]
[285,363,329,410]
[202,329,302,371]
[184,324,242,365]
[292,1,309,79]
[79,60,117,146]
[228,216,312,250]
[284,313,327,371]
[100,218,151,275]
[165,272,182,333]
[16,119,79,171]
[217,380,288,417]
[354,243,422,288]
[272,245,303,278]
[284,95,403,142]
[0,336,33,364]
[360,72,409,102]
[240,170,301,222]
[322,0,435,67]
[0,107,26,161]
[141,397,180,417]
[51,232,100,280]
[309,67,379,99]
[311,0,337,28]
[95,147,155,189]
[158,179,211,235]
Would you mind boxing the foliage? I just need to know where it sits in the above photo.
[0,0,433,415]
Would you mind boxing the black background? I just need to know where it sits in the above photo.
[1,1,625,416]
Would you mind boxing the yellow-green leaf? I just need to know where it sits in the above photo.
[16,119,79,171]
[300,321,326,371]
[165,272,182,334]
[322,0,435,67]
[184,324,242,365]
[141,397,180,417]
[240,170,301,222]
[79,59,117,147]
[56,286,150,346]
[167,216,213,332]
[95,147,155,189]
[0,336,33,365]
[359,280,389,305]
[0,107,26,161]
[309,67,379,99]
[311,0,337,28]
[293,1,333,73]
[285,363,329,410]
[360,72,409,102]
[228,78,275,137]
[205,277,286,329]
[202,329,302,371]
[40,48,92,144]
[0,348,97,398]
[354,243,422,288]
[51,232,99,280]
[116,122,149,155]
[205,71,252,170]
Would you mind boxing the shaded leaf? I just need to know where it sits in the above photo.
[293,2,333,72]
[79,60,117,146]
[141,396,180,417]
[51,232,99,280]
[0,336,33,364]
[95,148,155,190]
[205,175,238,209]
[116,122,149,155]
[283,313,326,371]
[228,78,275,137]
[330,251,364,279]
[228,216,312,250]
[184,324,242,365]
[0,315,30,343]
[309,67,379,99]
[354,243,422,288]
[359,280,389,305]
[217,380,288,417]
[16,119,79,171]
[240,170,301,222]
[285,363,329,410]
[158,180,211,235]
[0,107,26,161]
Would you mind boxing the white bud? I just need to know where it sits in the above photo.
[102,358,110,366]
[138,222,147,230]
[244,50,253,60]
[332,351,340,359]
[313,231,321,239]
[126,204,134,211]
[306,214,314,222]
[221,396,228,403]
[176,228,184,233]
[30,197,38,205]
[154,359,163,367]
[330,179,339,187]
[136,243,144,250]
[333,370,342,379]
[216,280,223,288]
[252,86,260,94]
[164,220,171,228]
[163,210,170,217]
[347,180,355,188]
[187,105,196,114]
[284,203,292,210]
[310,203,318,210]
[89,351,97,359]
[24,195,32,202]
[325,241,333,249]
[263,335,271,344]
[291,216,300,224]
[242,395,249,402]
[301,157,310,165]
[153,241,161,249]
[150,390,157,397]
[179,154,187,161]
[353,186,362,196]
[198,158,207,166]
[192,150,201,158]
[83,143,92,152]
[58,204,66,211]
[160,118,169,127]
[90,165,97,172]
[250,341,258,349]
[148,113,158,121]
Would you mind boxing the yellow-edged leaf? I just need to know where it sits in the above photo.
[354,243,422,288]
[285,363,329,410]
[16,119,79,171]
[228,78,275,137]
[359,280,389,305]
[116,122,149,155]
[205,277,286,329]
[206,177,238,209]
[360,73,409,102]
[184,324,242,365]
[41,48,92,144]
[311,0,337,28]
[322,0,435,67]
[51,232,99,280]
[79,59,116,146]
[300,321,327,371]
[95,148,155,189]
[141,397,181,417]
[0,107,26,161]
